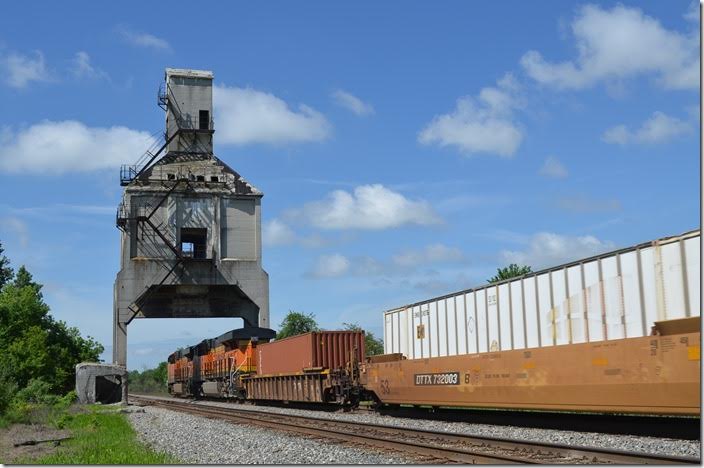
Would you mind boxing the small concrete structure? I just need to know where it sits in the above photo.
[113,68,270,366]
[75,363,128,404]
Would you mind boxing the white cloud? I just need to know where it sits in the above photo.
[310,255,386,278]
[262,219,296,246]
[71,51,94,77]
[501,232,614,269]
[418,74,523,157]
[2,50,51,88]
[308,254,351,278]
[262,218,332,248]
[331,89,375,116]
[539,156,569,179]
[71,51,108,80]
[0,216,29,247]
[287,184,442,230]
[684,1,699,22]
[117,26,171,52]
[520,4,699,90]
[392,244,464,268]
[307,243,466,279]
[556,195,621,213]
[602,111,691,145]
[0,120,152,173]
[214,85,331,145]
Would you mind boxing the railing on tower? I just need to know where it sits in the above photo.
[120,81,214,186]
[115,176,203,326]
[119,77,217,325]
[173,114,215,132]
[158,82,168,110]
[119,129,179,186]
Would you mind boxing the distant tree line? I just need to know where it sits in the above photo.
[0,241,104,418]
[128,362,168,394]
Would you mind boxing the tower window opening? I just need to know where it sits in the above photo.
[167,173,175,180]
[196,175,205,182]
[210,176,219,182]
[182,242,194,257]
[199,110,210,130]
[180,228,207,259]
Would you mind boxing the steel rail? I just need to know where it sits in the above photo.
[133,396,529,464]
[130,395,698,464]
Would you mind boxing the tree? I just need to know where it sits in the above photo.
[128,362,168,394]
[487,264,532,284]
[0,361,18,414]
[14,266,41,296]
[276,311,319,339]
[153,361,167,386]
[0,250,104,401]
[14,266,35,288]
[0,242,13,290]
[342,323,384,356]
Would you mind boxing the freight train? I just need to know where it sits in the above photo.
[168,230,701,416]
[168,328,367,406]
[167,319,700,415]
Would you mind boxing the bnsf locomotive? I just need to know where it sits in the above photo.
[168,327,276,400]
[168,328,367,406]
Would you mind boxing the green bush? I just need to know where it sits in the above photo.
[56,390,77,409]
[0,244,104,415]
[54,412,74,429]
[1,389,79,429]
[128,362,168,394]
[15,378,57,405]
[0,363,18,415]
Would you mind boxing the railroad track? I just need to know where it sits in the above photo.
[130,395,699,464]
[373,405,700,440]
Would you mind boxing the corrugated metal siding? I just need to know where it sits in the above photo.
[244,374,325,402]
[384,230,701,358]
[257,331,365,375]
[311,331,365,370]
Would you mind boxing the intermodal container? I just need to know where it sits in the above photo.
[256,331,365,375]
[384,229,700,359]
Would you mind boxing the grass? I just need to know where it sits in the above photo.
[16,406,178,464]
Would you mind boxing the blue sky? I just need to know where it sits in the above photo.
[0,1,699,369]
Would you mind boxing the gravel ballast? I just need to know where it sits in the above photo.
[129,397,699,461]
[130,400,700,464]
[128,406,413,464]
[198,400,699,458]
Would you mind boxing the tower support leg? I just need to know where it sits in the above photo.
[113,306,128,367]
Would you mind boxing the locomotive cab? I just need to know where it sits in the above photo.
[169,326,276,399]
